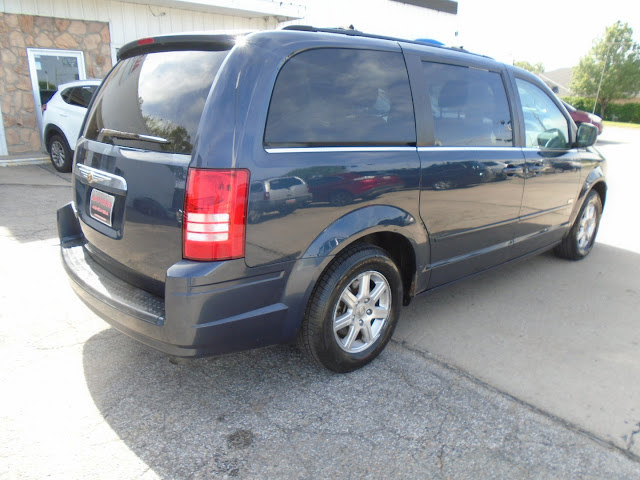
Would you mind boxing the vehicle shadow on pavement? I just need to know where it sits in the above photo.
[82,248,640,480]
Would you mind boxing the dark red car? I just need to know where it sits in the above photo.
[563,101,603,135]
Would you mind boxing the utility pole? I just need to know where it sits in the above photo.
[592,42,613,115]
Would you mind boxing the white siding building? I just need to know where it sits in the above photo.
[0,0,457,155]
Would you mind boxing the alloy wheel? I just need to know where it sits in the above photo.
[577,198,598,254]
[51,140,66,168]
[332,270,391,353]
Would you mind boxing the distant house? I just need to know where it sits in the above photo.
[540,67,640,102]
[540,68,574,96]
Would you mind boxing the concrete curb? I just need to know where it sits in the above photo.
[0,155,49,167]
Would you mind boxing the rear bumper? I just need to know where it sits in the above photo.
[58,203,291,357]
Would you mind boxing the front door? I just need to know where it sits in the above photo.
[26,48,86,147]
[511,77,582,257]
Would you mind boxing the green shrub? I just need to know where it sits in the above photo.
[604,103,640,123]
[561,96,600,113]
[561,96,640,123]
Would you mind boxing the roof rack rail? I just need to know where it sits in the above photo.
[282,24,473,55]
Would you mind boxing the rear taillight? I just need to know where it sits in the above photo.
[183,168,249,261]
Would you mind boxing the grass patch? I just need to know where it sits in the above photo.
[604,121,640,129]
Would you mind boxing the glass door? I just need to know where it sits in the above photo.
[26,49,86,147]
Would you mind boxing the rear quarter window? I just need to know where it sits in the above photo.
[264,48,416,148]
[85,50,228,155]
[63,86,97,108]
[60,88,73,104]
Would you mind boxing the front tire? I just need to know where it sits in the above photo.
[48,134,73,173]
[554,189,602,260]
[299,245,402,372]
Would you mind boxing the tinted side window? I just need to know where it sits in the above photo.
[516,79,569,149]
[265,48,416,147]
[270,178,292,189]
[423,62,513,147]
[70,86,97,108]
[64,86,96,108]
[85,50,228,154]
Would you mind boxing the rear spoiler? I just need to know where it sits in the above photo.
[117,33,241,61]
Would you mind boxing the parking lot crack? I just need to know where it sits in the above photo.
[625,422,640,451]
[392,339,640,464]
[434,412,449,478]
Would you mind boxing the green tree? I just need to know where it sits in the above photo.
[514,60,544,74]
[570,21,640,117]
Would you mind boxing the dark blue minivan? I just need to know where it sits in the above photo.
[58,26,606,372]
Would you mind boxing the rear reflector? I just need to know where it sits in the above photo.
[183,168,249,261]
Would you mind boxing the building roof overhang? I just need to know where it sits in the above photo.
[125,0,305,21]
[390,0,458,15]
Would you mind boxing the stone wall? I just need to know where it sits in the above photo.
[0,13,112,153]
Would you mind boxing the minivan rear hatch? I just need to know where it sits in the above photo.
[73,36,233,293]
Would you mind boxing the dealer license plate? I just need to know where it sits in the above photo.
[89,189,115,227]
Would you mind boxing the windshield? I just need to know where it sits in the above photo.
[85,50,229,154]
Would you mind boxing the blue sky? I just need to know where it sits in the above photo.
[296,0,638,72]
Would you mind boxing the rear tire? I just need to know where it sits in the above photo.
[247,209,262,224]
[299,244,402,372]
[554,189,602,260]
[48,134,73,173]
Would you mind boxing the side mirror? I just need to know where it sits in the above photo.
[576,123,598,148]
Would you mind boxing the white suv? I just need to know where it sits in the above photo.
[42,80,101,172]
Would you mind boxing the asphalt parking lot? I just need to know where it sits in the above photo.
[1,127,639,479]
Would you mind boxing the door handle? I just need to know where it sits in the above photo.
[503,165,523,175]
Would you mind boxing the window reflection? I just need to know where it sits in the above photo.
[86,51,228,154]
[516,79,569,149]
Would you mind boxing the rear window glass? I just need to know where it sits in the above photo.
[264,48,416,148]
[85,50,228,154]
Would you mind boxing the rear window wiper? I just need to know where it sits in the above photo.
[98,128,170,145]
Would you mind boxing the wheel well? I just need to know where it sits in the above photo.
[591,181,606,209]
[43,125,63,152]
[358,232,417,306]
